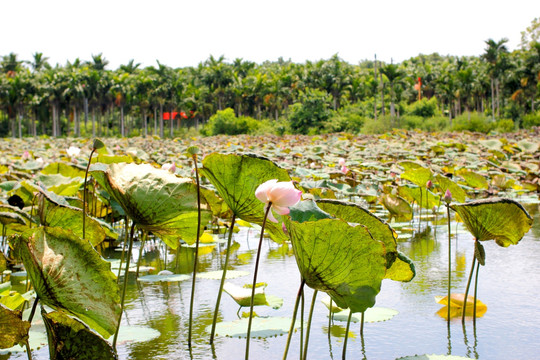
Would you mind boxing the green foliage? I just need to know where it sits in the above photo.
[450,112,494,133]
[325,104,366,133]
[288,88,332,134]
[521,112,540,128]
[495,118,515,132]
[406,97,439,117]
[202,108,262,136]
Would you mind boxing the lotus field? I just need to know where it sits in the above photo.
[0,130,538,360]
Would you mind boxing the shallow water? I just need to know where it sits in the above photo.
[2,203,539,360]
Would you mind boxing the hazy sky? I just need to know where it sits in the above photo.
[2,0,539,69]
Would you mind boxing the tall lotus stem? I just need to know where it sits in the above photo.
[444,189,452,322]
[360,311,365,336]
[188,148,202,347]
[113,222,136,349]
[209,214,237,344]
[302,290,318,360]
[83,139,104,240]
[342,311,353,360]
[461,249,477,324]
[473,261,480,326]
[135,231,148,279]
[245,203,272,360]
[283,278,306,360]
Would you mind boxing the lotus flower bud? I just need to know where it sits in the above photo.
[444,189,452,204]
[426,180,433,189]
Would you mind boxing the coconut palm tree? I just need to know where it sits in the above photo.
[482,38,509,120]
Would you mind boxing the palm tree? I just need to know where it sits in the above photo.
[482,38,509,120]
[381,62,405,117]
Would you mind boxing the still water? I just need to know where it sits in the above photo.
[3,203,540,360]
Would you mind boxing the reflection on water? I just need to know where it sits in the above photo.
[3,213,540,360]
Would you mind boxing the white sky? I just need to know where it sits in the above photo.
[2,0,539,69]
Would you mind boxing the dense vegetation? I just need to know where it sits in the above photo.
[1,21,540,138]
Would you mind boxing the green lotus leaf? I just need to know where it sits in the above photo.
[516,139,539,153]
[207,316,301,338]
[478,139,503,151]
[0,304,30,349]
[330,307,398,323]
[380,194,413,221]
[0,180,20,192]
[397,355,474,360]
[398,160,424,171]
[91,163,211,247]
[0,254,6,273]
[286,201,387,313]
[316,199,399,269]
[11,227,121,338]
[458,170,489,190]
[0,291,28,311]
[223,282,269,307]
[42,309,117,360]
[398,185,440,210]
[37,192,107,247]
[200,153,291,243]
[400,167,433,187]
[450,198,533,247]
[435,174,467,203]
[41,162,86,178]
[0,212,27,226]
[91,154,133,165]
[384,251,416,282]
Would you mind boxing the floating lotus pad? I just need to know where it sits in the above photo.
[223,282,283,309]
[137,274,191,283]
[207,316,301,338]
[321,295,398,323]
[197,270,249,280]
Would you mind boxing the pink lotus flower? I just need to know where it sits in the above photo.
[161,162,176,173]
[444,189,452,204]
[255,179,302,223]
[338,158,346,167]
[340,165,349,174]
[22,151,30,160]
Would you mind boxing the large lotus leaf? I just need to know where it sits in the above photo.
[42,309,117,360]
[11,227,121,337]
[384,251,416,282]
[286,201,387,313]
[458,170,489,190]
[0,304,30,349]
[0,204,33,224]
[400,167,433,187]
[316,199,397,264]
[37,192,107,247]
[0,212,27,226]
[516,139,539,153]
[41,162,86,179]
[0,180,20,192]
[450,198,533,247]
[91,163,211,247]
[398,185,440,210]
[435,174,467,203]
[200,153,291,243]
[380,194,413,221]
[91,154,133,165]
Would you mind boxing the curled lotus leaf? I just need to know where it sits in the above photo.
[458,170,489,190]
[450,198,533,247]
[400,167,433,187]
[0,304,30,349]
[380,194,413,222]
[91,163,211,247]
[42,309,117,360]
[10,227,121,338]
[286,200,387,313]
[436,174,467,203]
[201,153,291,243]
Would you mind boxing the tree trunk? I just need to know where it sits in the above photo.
[17,105,23,139]
[92,107,96,137]
[84,97,89,132]
[120,106,125,137]
[142,109,147,138]
[380,74,385,116]
[159,104,164,138]
[169,106,173,138]
[373,55,378,120]
[154,107,157,136]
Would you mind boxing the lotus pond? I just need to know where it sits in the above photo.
[0,130,539,360]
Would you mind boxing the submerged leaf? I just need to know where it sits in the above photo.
[11,227,121,338]
[451,198,533,246]
[208,316,300,338]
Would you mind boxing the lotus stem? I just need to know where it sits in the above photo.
[446,204,452,323]
[283,278,306,360]
[418,189,423,232]
[113,221,136,350]
[188,153,202,348]
[209,213,237,344]
[342,311,353,360]
[82,147,97,240]
[245,203,272,360]
[135,231,147,279]
[27,296,39,324]
[300,287,304,359]
[360,311,365,336]
[304,291,319,360]
[25,340,32,360]
[461,246,477,324]
[116,218,129,284]
[328,299,333,335]
[473,261,480,326]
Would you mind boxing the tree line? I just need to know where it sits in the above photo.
[1,36,540,138]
